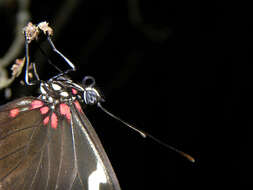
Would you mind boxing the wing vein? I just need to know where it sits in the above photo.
[70,111,85,189]
[28,148,44,190]
[45,135,51,190]
[0,145,26,160]
[0,125,39,141]
[0,119,42,183]
[55,118,64,189]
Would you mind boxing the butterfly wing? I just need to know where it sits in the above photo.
[0,97,48,189]
[70,101,121,190]
[0,97,121,190]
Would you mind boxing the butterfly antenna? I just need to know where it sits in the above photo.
[97,102,147,138]
[97,102,195,163]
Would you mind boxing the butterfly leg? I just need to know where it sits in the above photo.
[46,36,76,77]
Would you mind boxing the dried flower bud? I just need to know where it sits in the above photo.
[38,21,53,36]
[23,22,39,43]
[11,58,25,77]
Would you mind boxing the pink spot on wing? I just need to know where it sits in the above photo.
[72,88,78,95]
[30,100,44,110]
[60,103,71,121]
[51,112,58,129]
[43,116,50,125]
[74,101,83,113]
[40,106,49,115]
[9,108,19,118]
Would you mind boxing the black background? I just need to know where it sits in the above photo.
[0,0,231,188]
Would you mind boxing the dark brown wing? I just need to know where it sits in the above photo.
[0,97,48,189]
[0,97,121,190]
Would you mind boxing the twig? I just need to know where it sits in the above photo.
[127,0,171,43]
[0,0,30,89]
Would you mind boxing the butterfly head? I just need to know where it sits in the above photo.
[82,76,104,105]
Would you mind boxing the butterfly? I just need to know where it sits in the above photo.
[0,22,121,190]
[0,21,195,190]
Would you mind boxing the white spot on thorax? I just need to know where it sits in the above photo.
[88,162,107,190]
[52,83,62,91]
[40,85,46,94]
[48,96,53,103]
[60,91,69,97]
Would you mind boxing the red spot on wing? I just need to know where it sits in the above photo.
[30,100,44,110]
[43,116,50,125]
[40,106,49,114]
[60,103,71,121]
[72,88,78,95]
[74,101,83,113]
[9,108,19,118]
[51,112,58,129]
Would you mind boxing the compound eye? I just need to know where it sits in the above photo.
[83,87,99,105]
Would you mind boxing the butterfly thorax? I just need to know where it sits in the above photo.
[39,78,83,108]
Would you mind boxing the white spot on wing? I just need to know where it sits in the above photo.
[88,162,107,190]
